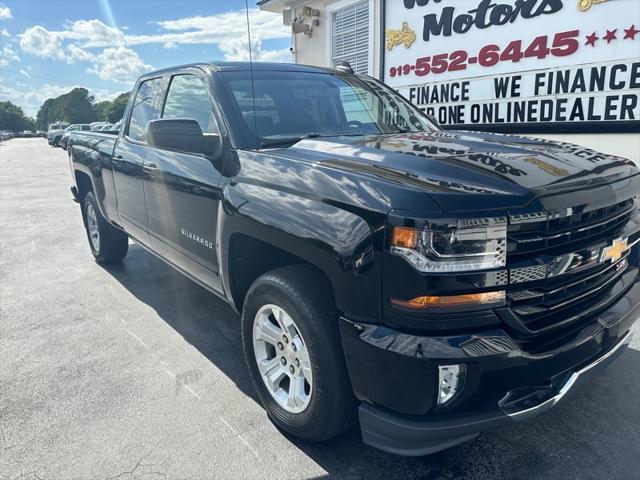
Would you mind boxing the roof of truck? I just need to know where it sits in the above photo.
[139,61,353,78]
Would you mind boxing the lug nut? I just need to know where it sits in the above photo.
[295,358,300,367]
[277,342,284,351]
[291,343,297,352]
[280,357,287,366]
[289,365,295,374]
[282,335,289,344]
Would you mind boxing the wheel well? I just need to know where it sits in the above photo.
[228,234,335,312]
[75,171,93,201]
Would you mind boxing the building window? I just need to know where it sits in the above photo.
[330,0,370,75]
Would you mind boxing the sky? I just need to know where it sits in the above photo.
[0,0,291,117]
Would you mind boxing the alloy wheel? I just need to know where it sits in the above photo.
[86,204,100,252]
[252,304,313,413]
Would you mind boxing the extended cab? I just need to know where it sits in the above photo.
[69,62,639,456]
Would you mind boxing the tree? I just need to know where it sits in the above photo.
[35,88,99,129]
[104,93,129,123]
[35,89,130,129]
[36,98,57,130]
[93,100,112,121]
[0,101,36,131]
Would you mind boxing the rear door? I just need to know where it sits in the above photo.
[112,76,166,243]
[143,69,225,292]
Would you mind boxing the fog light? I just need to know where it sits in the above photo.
[437,364,466,405]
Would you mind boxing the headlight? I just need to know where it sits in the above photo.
[390,217,507,272]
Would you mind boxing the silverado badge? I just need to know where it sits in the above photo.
[599,237,628,263]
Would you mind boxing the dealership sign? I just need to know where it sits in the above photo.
[383,0,640,132]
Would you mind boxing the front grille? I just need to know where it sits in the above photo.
[503,197,638,349]
[508,255,629,333]
[509,198,635,257]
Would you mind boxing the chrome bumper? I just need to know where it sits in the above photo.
[501,327,634,421]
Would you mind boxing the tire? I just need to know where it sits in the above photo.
[241,265,356,442]
[82,191,128,264]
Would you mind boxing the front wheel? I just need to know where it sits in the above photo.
[82,192,128,263]
[241,265,356,441]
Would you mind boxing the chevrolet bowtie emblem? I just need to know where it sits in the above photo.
[599,237,628,263]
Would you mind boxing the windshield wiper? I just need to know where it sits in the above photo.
[258,133,322,149]
[258,137,304,149]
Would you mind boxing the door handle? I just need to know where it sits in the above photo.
[144,163,160,174]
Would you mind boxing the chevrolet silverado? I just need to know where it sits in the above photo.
[68,62,639,456]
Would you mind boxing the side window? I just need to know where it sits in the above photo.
[127,77,165,142]
[162,75,218,134]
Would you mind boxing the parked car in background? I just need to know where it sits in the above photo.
[68,62,640,457]
[59,124,91,150]
[89,122,109,131]
[0,131,14,141]
[47,122,70,146]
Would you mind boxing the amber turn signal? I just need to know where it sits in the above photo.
[390,291,505,311]
[391,227,419,249]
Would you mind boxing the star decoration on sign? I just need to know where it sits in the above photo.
[585,32,598,46]
[624,24,639,40]
[603,29,617,43]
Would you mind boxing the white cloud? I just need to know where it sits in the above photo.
[16,9,290,84]
[62,19,126,48]
[20,19,125,51]
[19,19,126,63]
[0,3,12,20]
[138,9,290,60]
[86,46,153,84]
[19,10,289,55]
[19,25,65,60]
[66,43,96,63]
[1,28,9,37]
[0,45,19,66]
[257,48,292,63]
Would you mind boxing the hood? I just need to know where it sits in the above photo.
[279,130,637,213]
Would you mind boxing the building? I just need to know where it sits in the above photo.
[258,0,640,161]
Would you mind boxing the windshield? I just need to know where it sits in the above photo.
[220,70,434,149]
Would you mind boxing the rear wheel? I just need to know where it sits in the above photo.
[241,265,356,441]
[82,192,128,263]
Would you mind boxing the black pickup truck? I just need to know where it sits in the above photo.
[69,62,639,456]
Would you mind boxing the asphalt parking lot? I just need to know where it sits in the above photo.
[1,137,639,480]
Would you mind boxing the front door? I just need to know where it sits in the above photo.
[143,71,224,292]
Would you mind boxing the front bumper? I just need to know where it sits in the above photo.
[340,274,639,456]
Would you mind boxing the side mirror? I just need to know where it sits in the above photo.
[146,118,221,158]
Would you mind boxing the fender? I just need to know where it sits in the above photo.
[70,135,121,226]
[218,180,387,322]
